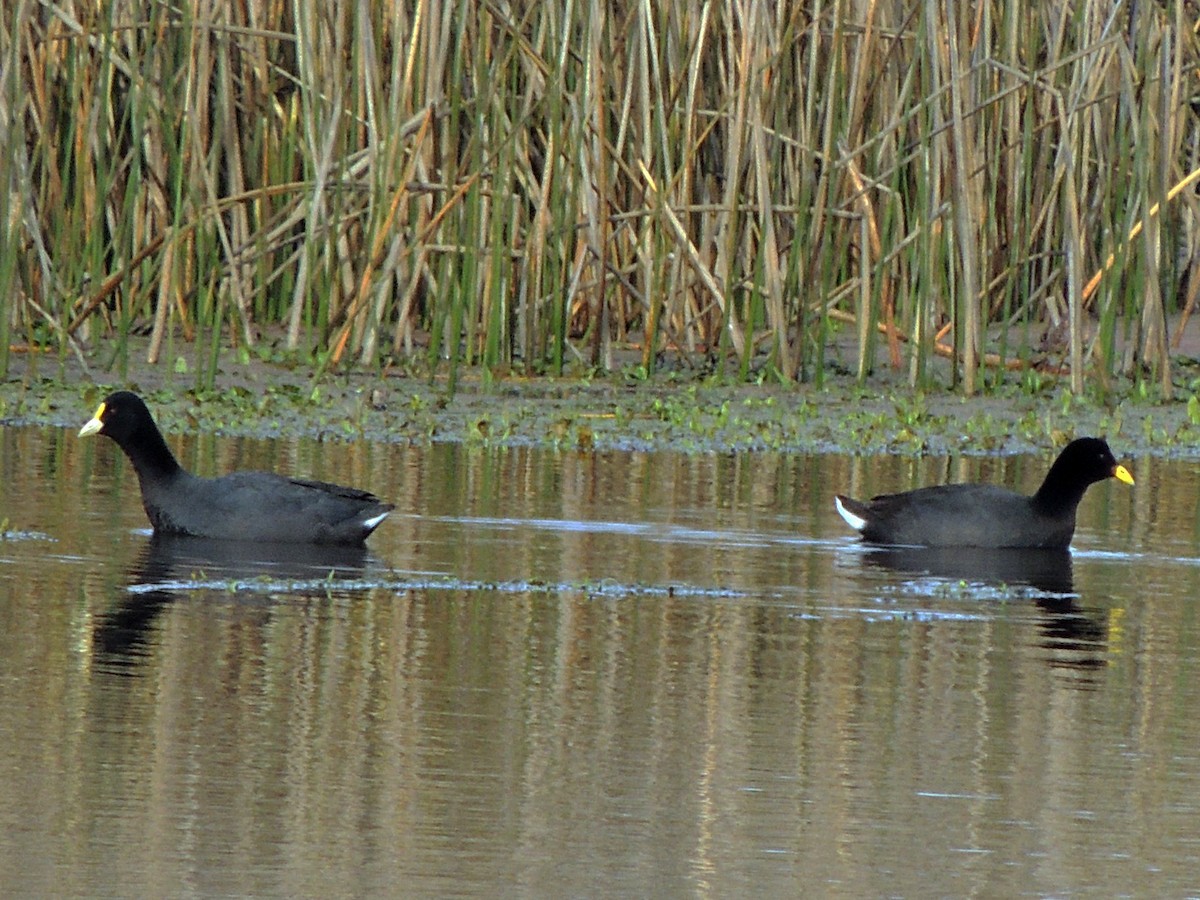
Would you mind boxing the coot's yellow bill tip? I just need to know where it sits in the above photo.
[1114,464,1134,486]
[78,401,107,437]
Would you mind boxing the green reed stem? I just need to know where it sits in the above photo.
[0,1,1194,395]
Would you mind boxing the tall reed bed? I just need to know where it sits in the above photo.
[1,1,1197,393]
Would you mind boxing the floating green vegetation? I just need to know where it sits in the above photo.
[6,360,1200,459]
[0,518,55,543]
[130,572,758,602]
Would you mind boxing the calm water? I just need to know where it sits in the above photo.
[1,423,1199,896]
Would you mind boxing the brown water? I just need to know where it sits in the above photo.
[1,424,1199,896]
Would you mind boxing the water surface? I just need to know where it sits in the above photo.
[1,425,1198,896]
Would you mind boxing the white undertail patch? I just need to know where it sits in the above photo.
[362,511,391,532]
[834,496,867,533]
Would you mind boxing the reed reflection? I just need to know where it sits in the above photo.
[93,535,371,672]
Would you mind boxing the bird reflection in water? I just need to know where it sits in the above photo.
[93,534,370,673]
[861,546,1111,678]
[863,545,1076,593]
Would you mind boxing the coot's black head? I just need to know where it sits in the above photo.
[1033,438,1134,518]
[1050,437,1134,488]
[78,391,156,447]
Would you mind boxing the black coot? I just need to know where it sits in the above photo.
[834,437,1134,549]
[80,391,393,545]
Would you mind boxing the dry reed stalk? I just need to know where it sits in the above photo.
[1,0,1197,393]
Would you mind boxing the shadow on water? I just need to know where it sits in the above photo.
[860,545,1111,676]
[93,535,371,672]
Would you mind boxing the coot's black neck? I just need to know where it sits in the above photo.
[1031,460,1088,514]
[120,419,185,482]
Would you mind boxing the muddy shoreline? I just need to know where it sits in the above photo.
[2,338,1199,458]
